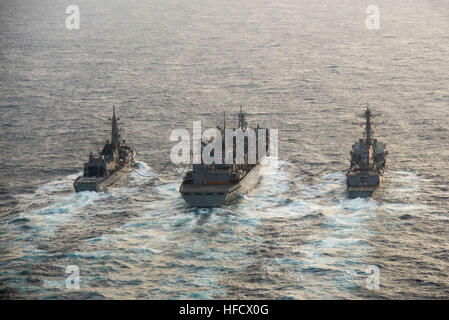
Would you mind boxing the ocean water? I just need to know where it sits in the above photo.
[1,0,448,299]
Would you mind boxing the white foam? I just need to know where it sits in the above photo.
[11,172,110,237]
[130,161,156,180]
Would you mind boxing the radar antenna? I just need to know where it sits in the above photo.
[361,102,376,145]
[111,106,120,148]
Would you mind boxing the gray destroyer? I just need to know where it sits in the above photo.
[180,108,270,207]
[73,107,136,192]
[346,105,388,198]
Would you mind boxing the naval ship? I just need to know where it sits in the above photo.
[346,105,388,198]
[73,107,136,192]
[179,108,270,207]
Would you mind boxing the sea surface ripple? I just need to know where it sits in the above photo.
[1,0,448,299]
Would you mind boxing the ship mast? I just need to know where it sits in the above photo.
[363,103,374,146]
[238,106,247,130]
[111,106,120,148]
[223,111,226,130]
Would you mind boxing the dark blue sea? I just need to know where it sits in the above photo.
[1,0,448,299]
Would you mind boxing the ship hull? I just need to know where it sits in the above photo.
[346,172,383,198]
[347,187,377,198]
[180,164,261,208]
[73,166,133,192]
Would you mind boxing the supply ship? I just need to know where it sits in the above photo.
[180,108,270,207]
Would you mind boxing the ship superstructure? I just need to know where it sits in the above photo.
[346,105,387,198]
[73,107,136,192]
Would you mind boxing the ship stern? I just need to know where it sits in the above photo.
[73,177,101,192]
